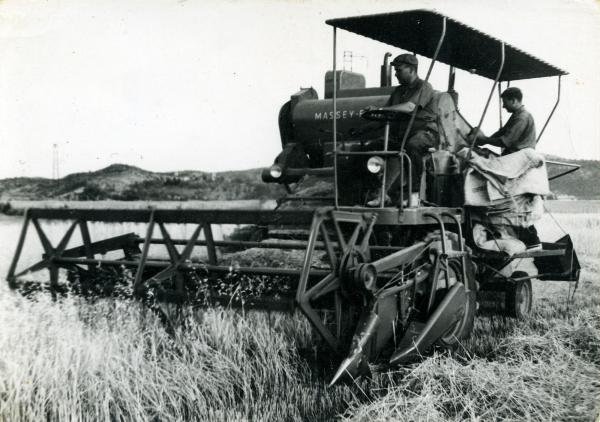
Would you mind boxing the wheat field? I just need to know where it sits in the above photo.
[0,203,598,421]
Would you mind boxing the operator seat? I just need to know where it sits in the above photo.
[430,91,471,153]
[419,91,471,207]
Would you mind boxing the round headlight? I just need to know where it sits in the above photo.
[269,164,283,179]
[367,156,385,174]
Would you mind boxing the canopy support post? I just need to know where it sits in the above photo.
[332,26,339,209]
[400,16,447,153]
[497,81,503,127]
[467,42,505,159]
[396,16,446,208]
[536,75,562,144]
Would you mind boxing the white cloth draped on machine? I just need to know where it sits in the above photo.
[460,148,548,277]
[462,148,548,228]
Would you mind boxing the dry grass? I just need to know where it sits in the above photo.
[0,208,599,421]
[343,284,600,421]
[0,295,355,421]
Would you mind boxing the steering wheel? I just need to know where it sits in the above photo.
[361,108,404,122]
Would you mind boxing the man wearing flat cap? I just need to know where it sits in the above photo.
[367,53,439,207]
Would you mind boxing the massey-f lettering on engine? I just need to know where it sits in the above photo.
[292,95,389,140]
[313,109,363,120]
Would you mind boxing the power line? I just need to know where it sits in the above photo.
[52,144,60,179]
[342,50,368,73]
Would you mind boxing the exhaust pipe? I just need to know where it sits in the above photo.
[380,52,392,87]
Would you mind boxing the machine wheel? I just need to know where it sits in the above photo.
[505,272,532,319]
[435,259,476,348]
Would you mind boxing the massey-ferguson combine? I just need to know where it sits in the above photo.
[6,10,580,384]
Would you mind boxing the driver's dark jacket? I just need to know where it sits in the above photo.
[387,77,438,139]
[491,105,537,155]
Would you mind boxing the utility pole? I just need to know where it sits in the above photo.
[52,144,60,179]
[343,50,368,73]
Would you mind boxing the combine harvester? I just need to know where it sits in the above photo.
[6,10,580,384]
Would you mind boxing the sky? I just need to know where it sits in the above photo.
[0,0,599,178]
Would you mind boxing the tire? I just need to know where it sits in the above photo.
[436,259,477,348]
[505,272,533,319]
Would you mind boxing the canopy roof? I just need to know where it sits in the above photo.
[326,9,567,81]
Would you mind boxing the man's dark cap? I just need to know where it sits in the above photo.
[391,54,418,67]
[501,87,523,101]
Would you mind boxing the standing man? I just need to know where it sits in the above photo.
[471,87,541,249]
[367,53,439,207]
[471,87,536,154]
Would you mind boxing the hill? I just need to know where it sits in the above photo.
[0,164,285,202]
[0,156,598,202]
